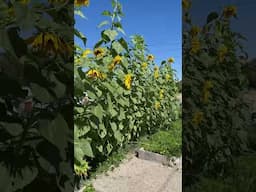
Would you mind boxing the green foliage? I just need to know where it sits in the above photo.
[83,183,96,192]
[0,0,74,191]
[74,0,180,179]
[139,119,182,157]
[184,154,256,192]
[183,2,250,178]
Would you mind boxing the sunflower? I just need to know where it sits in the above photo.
[155,101,161,110]
[192,112,203,126]
[82,49,92,58]
[93,47,105,58]
[190,37,200,54]
[147,54,154,61]
[141,62,148,69]
[168,57,175,63]
[75,0,90,7]
[223,5,237,18]
[124,74,132,90]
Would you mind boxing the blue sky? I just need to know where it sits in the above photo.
[75,0,182,80]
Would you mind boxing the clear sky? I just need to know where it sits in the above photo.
[75,0,182,80]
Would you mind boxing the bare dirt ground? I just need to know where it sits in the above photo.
[91,155,182,192]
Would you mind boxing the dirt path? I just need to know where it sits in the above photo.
[91,156,182,192]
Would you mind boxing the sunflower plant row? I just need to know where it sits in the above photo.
[183,0,250,178]
[74,0,180,177]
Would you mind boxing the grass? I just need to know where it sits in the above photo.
[83,184,96,192]
[138,119,182,157]
[184,154,256,192]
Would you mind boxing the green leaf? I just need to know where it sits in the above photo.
[118,38,128,51]
[97,145,103,153]
[106,143,113,155]
[91,104,104,121]
[98,123,107,138]
[102,29,118,42]
[112,40,124,54]
[0,163,38,192]
[117,27,126,35]
[114,130,122,142]
[110,122,117,131]
[13,3,35,30]
[94,39,104,49]
[75,138,94,159]
[30,83,54,103]
[0,122,23,136]
[75,10,86,18]
[207,12,218,24]
[50,74,66,98]
[98,20,110,28]
[38,114,69,158]
[102,10,112,16]
[87,90,97,100]
[0,29,16,57]
[75,29,87,46]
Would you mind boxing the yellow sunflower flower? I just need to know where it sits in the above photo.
[44,32,59,51]
[202,80,213,103]
[159,89,164,100]
[217,45,228,62]
[93,47,105,58]
[147,54,154,61]
[154,66,159,79]
[190,26,201,37]
[203,80,213,90]
[155,101,161,110]
[141,62,148,69]
[75,0,89,7]
[87,69,104,79]
[165,74,171,81]
[182,0,191,10]
[108,55,122,71]
[223,5,237,18]
[192,112,203,126]
[82,49,92,58]
[113,55,122,65]
[168,57,175,63]
[190,37,201,54]
[124,74,132,90]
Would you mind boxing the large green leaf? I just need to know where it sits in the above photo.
[91,104,104,121]
[30,83,54,103]
[38,114,69,158]
[0,163,38,192]
[75,138,94,160]
[112,40,124,54]
[102,29,118,42]
[0,122,23,136]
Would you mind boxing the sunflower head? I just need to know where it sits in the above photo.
[192,111,204,126]
[155,101,161,110]
[124,74,132,90]
[82,49,92,58]
[223,5,237,18]
[94,47,105,58]
[75,0,90,7]
[141,62,148,69]
[190,26,201,37]
[168,57,175,63]
[147,54,154,61]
